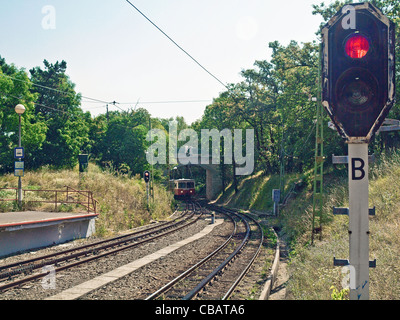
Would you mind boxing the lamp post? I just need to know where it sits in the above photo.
[15,104,25,207]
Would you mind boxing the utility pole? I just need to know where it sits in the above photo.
[149,118,154,200]
[311,44,324,244]
[144,170,150,207]
[106,104,109,122]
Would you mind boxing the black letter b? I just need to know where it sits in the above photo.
[351,158,365,180]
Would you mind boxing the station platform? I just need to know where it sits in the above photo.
[0,211,98,258]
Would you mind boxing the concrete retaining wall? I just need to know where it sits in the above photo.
[0,217,96,258]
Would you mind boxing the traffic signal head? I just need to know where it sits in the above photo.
[322,2,395,143]
[144,170,150,183]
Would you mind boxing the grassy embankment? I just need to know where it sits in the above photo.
[215,170,304,214]
[216,152,400,300]
[0,164,174,237]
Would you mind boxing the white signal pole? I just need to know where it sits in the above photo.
[348,142,370,300]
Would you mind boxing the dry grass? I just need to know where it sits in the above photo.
[0,164,174,237]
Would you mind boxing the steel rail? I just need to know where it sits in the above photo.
[0,218,173,274]
[220,208,264,300]
[148,202,263,301]
[145,210,236,300]
[182,207,250,300]
[0,208,190,277]
[146,204,256,300]
[0,201,201,292]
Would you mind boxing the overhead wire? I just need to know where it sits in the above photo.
[124,0,229,91]
[116,99,212,105]
[2,0,228,114]
[0,73,109,104]
[1,72,212,113]
[0,90,69,114]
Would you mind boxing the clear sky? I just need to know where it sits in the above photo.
[0,0,328,124]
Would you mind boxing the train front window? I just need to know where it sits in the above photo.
[178,182,186,188]
[187,182,194,188]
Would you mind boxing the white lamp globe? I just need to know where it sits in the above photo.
[15,104,26,115]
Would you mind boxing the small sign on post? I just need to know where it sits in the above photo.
[14,147,24,159]
[14,161,24,177]
[78,154,89,173]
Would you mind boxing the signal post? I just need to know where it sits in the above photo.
[321,2,395,300]
[348,143,369,300]
[144,170,150,206]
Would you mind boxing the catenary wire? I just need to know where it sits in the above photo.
[124,0,229,91]
[0,73,109,104]
[1,73,212,111]
[0,91,69,114]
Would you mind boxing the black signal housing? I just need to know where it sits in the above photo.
[144,170,150,183]
[321,2,395,142]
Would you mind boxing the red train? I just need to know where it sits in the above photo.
[170,179,195,199]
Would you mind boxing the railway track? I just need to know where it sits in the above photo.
[0,201,268,301]
[0,201,202,293]
[145,204,264,300]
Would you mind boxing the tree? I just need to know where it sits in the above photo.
[29,60,91,169]
[93,108,153,175]
[0,56,47,173]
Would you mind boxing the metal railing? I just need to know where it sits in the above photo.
[0,186,98,214]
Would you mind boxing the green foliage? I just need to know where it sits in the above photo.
[91,108,153,175]
[197,40,320,176]
[29,59,90,169]
[0,56,48,173]
[330,286,349,300]
[0,57,161,177]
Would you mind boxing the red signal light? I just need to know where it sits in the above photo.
[345,34,370,59]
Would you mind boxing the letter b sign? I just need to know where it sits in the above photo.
[351,158,365,181]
